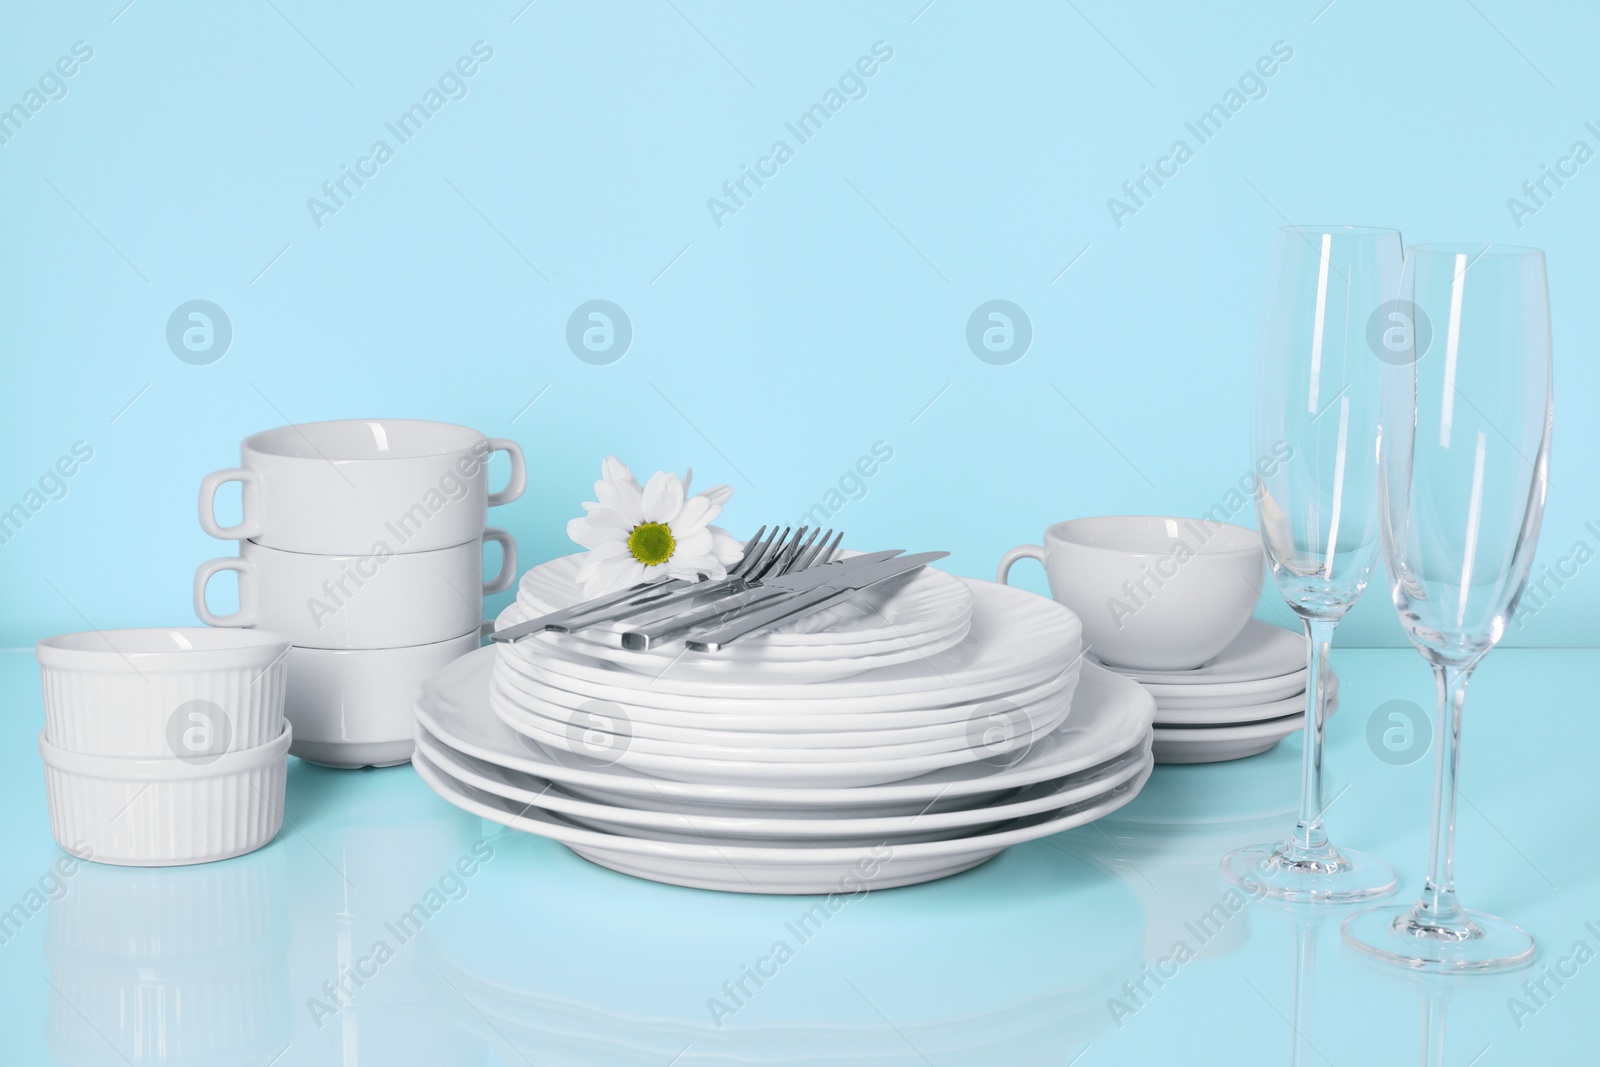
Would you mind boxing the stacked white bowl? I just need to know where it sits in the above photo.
[36,627,293,866]
[195,419,523,769]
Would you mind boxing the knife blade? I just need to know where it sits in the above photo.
[683,551,948,651]
[617,550,910,651]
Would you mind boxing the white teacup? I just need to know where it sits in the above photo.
[194,532,515,650]
[998,516,1263,671]
[199,419,525,555]
[285,632,481,768]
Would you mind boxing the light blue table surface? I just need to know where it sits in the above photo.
[0,646,1592,1065]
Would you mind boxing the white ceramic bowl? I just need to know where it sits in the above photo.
[286,632,479,769]
[999,516,1263,671]
[194,531,515,649]
[39,723,291,866]
[200,419,525,554]
[37,628,289,758]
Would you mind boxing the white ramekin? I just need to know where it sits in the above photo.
[39,723,292,866]
[37,628,290,757]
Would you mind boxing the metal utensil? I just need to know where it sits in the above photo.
[685,551,949,651]
[618,549,915,651]
[491,527,841,643]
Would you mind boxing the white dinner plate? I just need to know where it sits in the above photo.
[1151,712,1304,764]
[495,579,1081,703]
[1107,620,1306,685]
[489,655,1075,739]
[490,676,1074,786]
[504,551,974,652]
[1152,691,1306,727]
[412,748,1154,893]
[414,648,1153,814]
[416,726,1153,843]
[491,662,1077,753]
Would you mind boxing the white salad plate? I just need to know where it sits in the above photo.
[412,748,1153,893]
[495,579,1081,704]
[415,726,1152,843]
[1106,620,1306,686]
[1151,712,1305,764]
[489,675,1073,787]
[414,648,1153,816]
[1150,691,1306,727]
[491,666,1076,753]
[505,551,975,657]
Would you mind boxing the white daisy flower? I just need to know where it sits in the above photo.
[566,456,744,597]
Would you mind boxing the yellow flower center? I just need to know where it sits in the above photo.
[628,522,676,566]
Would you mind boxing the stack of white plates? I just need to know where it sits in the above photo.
[1096,621,1326,764]
[410,558,1156,893]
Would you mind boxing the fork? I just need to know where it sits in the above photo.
[490,526,842,642]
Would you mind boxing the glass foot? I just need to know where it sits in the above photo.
[1221,841,1398,903]
[1342,904,1535,974]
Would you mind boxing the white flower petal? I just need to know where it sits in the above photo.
[674,527,713,559]
[708,526,745,566]
[673,494,717,535]
[699,483,734,508]
[641,471,686,524]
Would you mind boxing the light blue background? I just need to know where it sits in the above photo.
[2,0,1596,648]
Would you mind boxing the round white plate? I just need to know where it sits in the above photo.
[497,579,1081,703]
[491,662,1077,752]
[1152,691,1305,727]
[414,647,1153,812]
[1151,712,1304,764]
[1107,620,1307,685]
[1141,668,1308,708]
[492,655,1081,739]
[417,726,1152,842]
[504,551,974,652]
[411,748,1153,893]
[490,675,1074,786]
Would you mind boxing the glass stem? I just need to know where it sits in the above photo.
[1414,663,1471,929]
[1291,616,1337,856]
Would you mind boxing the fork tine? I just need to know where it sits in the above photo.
[762,526,806,579]
[745,526,792,581]
[730,526,767,577]
[780,527,823,574]
[814,530,844,566]
[789,527,829,571]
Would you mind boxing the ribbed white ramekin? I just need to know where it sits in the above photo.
[39,723,291,866]
[37,627,289,757]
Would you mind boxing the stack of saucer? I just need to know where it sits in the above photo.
[1096,620,1328,764]
[195,419,523,769]
[411,556,1157,894]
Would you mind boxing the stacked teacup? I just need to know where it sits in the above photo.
[196,419,523,769]
[999,515,1314,763]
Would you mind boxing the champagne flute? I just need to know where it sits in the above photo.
[1343,243,1552,972]
[1221,225,1401,902]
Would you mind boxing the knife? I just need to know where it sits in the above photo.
[617,550,912,651]
[683,551,948,651]
[491,528,782,644]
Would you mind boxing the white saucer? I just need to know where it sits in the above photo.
[1108,620,1306,685]
[412,748,1154,893]
[1151,712,1304,764]
[1141,668,1307,708]
[1152,691,1305,727]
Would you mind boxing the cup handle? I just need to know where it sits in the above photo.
[485,438,526,507]
[482,528,518,595]
[996,544,1047,585]
[194,558,256,627]
[199,468,261,539]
